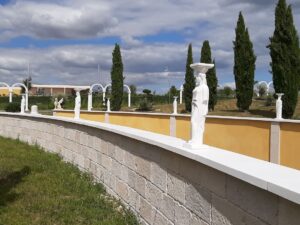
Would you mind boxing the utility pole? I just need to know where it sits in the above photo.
[165,67,170,104]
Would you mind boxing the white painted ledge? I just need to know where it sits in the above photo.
[1,112,300,205]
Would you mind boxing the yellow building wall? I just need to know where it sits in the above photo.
[280,123,300,170]
[80,112,105,122]
[109,113,170,136]
[0,88,21,96]
[176,116,270,161]
[54,111,74,118]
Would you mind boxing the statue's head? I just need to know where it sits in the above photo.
[76,91,80,96]
[195,75,201,86]
[55,98,58,101]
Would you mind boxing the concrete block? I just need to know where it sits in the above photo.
[212,194,268,225]
[100,139,108,155]
[115,145,125,164]
[135,175,146,198]
[167,173,185,204]
[107,142,115,158]
[160,194,175,223]
[226,176,278,225]
[153,210,173,225]
[101,154,112,171]
[128,169,137,189]
[190,213,209,225]
[175,202,191,225]
[150,162,167,192]
[278,198,300,225]
[79,132,89,146]
[160,150,180,174]
[116,178,129,203]
[128,187,140,210]
[139,197,155,225]
[93,136,102,152]
[135,156,151,179]
[185,183,211,223]
[145,181,163,209]
[125,151,136,170]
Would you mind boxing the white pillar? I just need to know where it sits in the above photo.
[25,91,29,111]
[180,85,183,104]
[51,88,53,96]
[9,88,12,103]
[88,92,92,111]
[103,92,106,105]
[128,93,131,107]
[106,99,111,112]
[173,96,178,115]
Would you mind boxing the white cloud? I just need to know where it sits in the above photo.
[0,0,299,91]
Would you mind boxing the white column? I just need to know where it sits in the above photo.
[180,85,183,104]
[51,88,53,96]
[9,88,13,103]
[103,92,106,105]
[64,87,66,95]
[25,91,29,111]
[128,93,131,107]
[88,92,92,111]
[173,96,178,115]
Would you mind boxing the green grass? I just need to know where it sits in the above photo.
[0,136,138,225]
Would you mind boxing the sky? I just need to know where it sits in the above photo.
[0,0,299,93]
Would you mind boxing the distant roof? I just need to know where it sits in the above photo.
[32,84,89,89]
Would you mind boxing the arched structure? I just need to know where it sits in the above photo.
[12,83,28,111]
[87,83,105,111]
[254,81,274,97]
[123,84,131,107]
[0,82,11,102]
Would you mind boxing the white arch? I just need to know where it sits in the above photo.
[254,81,273,97]
[124,84,131,107]
[102,84,111,106]
[87,83,105,111]
[12,83,29,111]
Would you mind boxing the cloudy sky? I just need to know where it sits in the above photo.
[0,0,299,93]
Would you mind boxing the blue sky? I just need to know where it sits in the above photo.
[0,0,299,93]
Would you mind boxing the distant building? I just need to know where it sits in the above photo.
[30,84,90,96]
[0,87,21,96]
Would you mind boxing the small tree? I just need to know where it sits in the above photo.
[168,85,179,98]
[233,12,256,111]
[111,44,124,111]
[183,43,195,112]
[258,84,267,97]
[22,76,32,93]
[267,0,300,118]
[223,86,233,98]
[200,40,218,111]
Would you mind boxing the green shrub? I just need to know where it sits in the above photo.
[137,98,153,111]
[5,102,21,112]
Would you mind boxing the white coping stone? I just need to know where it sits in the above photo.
[1,112,300,205]
[52,109,300,124]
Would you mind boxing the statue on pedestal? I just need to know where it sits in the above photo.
[106,98,111,112]
[173,96,178,115]
[74,91,81,120]
[184,63,214,149]
[20,95,25,114]
[276,93,284,119]
[54,98,58,110]
[57,98,63,110]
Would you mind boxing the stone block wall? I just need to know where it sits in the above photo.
[0,114,299,225]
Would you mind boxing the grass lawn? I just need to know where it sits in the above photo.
[0,136,138,225]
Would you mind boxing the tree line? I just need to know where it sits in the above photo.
[183,0,300,118]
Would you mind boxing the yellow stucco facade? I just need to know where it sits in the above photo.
[0,88,21,96]
[176,116,270,161]
[280,122,300,170]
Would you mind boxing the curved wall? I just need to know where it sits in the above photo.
[0,113,300,225]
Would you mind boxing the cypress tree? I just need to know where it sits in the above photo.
[111,44,124,111]
[267,0,300,118]
[233,12,256,111]
[183,43,195,112]
[200,40,218,111]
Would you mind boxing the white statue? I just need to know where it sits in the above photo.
[74,91,81,120]
[106,98,111,112]
[54,98,58,110]
[173,96,178,114]
[57,98,63,110]
[185,63,214,149]
[276,93,284,119]
[20,95,25,114]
